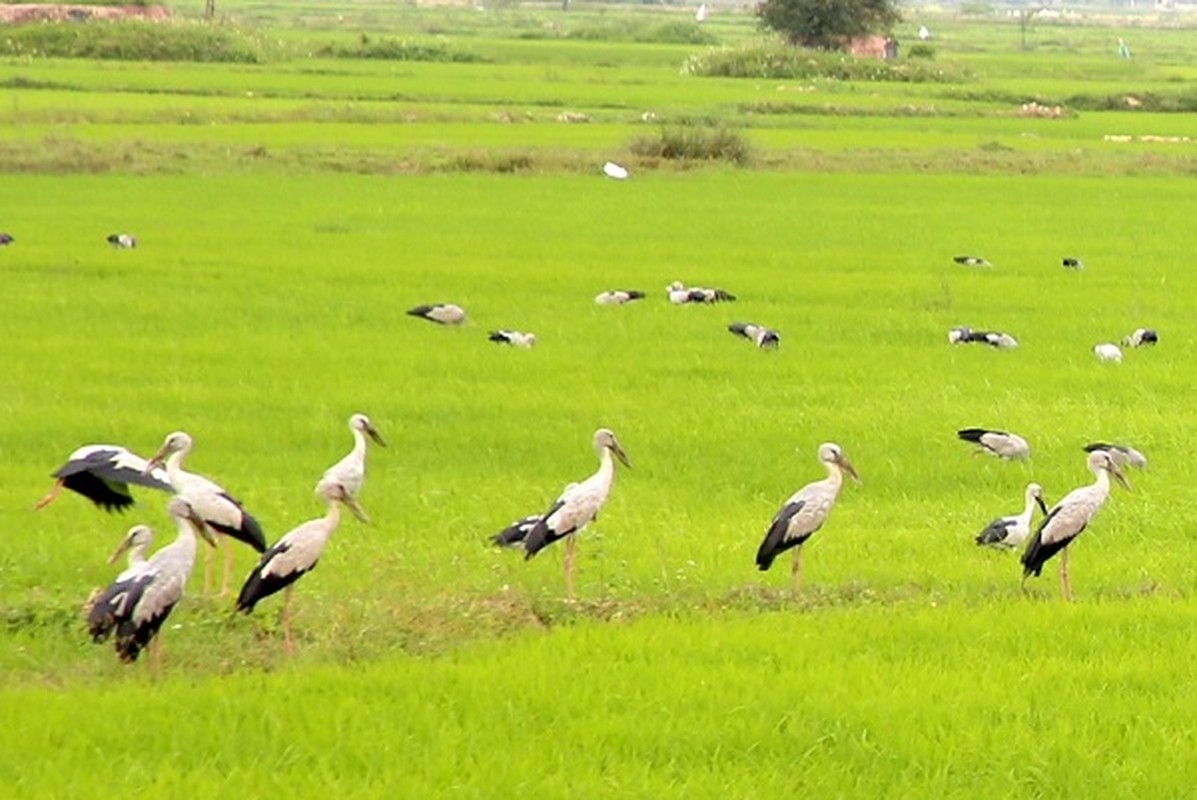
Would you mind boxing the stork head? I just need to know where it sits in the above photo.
[594,428,631,468]
[1026,482,1048,515]
[667,281,684,292]
[108,524,154,565]
[350,413,386,447]
[818,442,860,483]
[167,496,217,547]
[145,431,192,472]
[1088,450,1130,491]
[318,480,368,522]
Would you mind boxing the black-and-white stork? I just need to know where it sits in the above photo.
[106,233,136,249]
[236,482,350,654]
[1093,343,1122,363]
[1083,442,1147,470]
[145,431,266,597]
[407,303,466,325]
[948,327,1018,348]
[755,442,859,592]
[522,429,631,598]
[594,290,646,306]
[953,255,991,267]
[974,483,1048,550]
[1122,328,1158,348]
[316,413,385,524]
[1062,257,1084,270]
[37,445,172,512]
[488,330,537,348]
[87,497,215,664]
[728,322,780,349]
[1021,450,1129,600]
[958,428,1031,460]
[84,524,156,617]
[667,281,736,304]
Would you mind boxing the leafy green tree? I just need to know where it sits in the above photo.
[756,0,902,50]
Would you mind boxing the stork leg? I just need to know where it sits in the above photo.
[791,545,804,594]
[282,584,296,656]
[203,540,215,595]
[219,541,234,599]
[1059,546,1073,601]
[34,480,64,510]
[148,634,164,673]
[564,535,578,600]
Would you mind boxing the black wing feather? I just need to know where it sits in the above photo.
[756,500,807,571]
[206,495,267,552]
[237,541,314,613]
[1020,508,1081,578]
[492,515,541,548]
[523,500,570,561]
[975,518,1014,547]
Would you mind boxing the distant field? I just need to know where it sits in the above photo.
[1,3,1195,796]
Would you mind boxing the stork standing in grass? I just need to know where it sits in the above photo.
[316,413,386,524]
[1021,450,1129,600]
[83,524,156,618]
[728,322,780,349]
[594,290,645,306]
[37,445,172,512]
[522,429,631,599]
[667,281,736,304]
[488,330,537,348]
[407,303,466,325]
[957,428,1031,460]
[237,483,351,655]
[974,483,1048,550]
[145,431,266,597]
[87,497,214,664]
[756,443,860,593]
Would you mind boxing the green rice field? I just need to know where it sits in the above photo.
[1,2,1195,796]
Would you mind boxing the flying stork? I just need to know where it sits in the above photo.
[667,281,736,304]
[755,442,860,592]
[237,482,351,654]
[407,303,466,325]
[145,431,266,597]
[522,429,631,599]
[36,444,172,512]
[1021,450,1129,600]
[87,497,215,664]
[728,322,780,349]
[974,483,1048,550]
[1083,442,1147,470]
[316,413,386,524]
[106,233,137,249]
[488,330,537,348]
[594,290,646,306]
[957,428,1031,460]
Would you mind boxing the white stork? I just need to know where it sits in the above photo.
[316,413,386,524]
[1122,328,1158,348]
[106,233,137,249]
[667,281,736,304]
[1093,343,1123,363]
[36,445,172,512]
[83,524,156,617]
[237,483,350,654]
[1021,450,1129,600]
[1083,442,1147,470]
[756,442,859,592]
[1062,257,1084,270]
[407,303,466,325]
[594,290,646,306]
[728,322,780,349]
[974,483,1048,550]
[145,431,266,597]
[522,429,631,598]
[602,161,630,180]
[488,330,537,348]
[957,428,1031,460]
[953,255,991,267]
[87,497,215,664]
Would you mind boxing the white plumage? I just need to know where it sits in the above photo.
[948,327,1018,348]
[1093,343,1122,363]
[106,233,137,249]
[488,330,537,348]
[1021,450,1129,599]
[755,442,859,591]
[728,322,780,349]
[407,303,466,325]
[974,482,1048,550]
[667,281,736,304]
[957,428,1031,460]
[316,413,386,523]
[602,161,630,180]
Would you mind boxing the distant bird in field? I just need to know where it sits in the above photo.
[1083,442,1147,470]
[0,233,13,245]
[728,322,780,349]
[407,303,466,325]
[1021,449,1129,600]
[1093,343,1122,363]
[756,442,860,592]
[594,290,646,306]
[953,255,991,267]
[316,413,386,524]
[36,444,172,513]
[667,281,735,304]
[106,233,136,249]
[974,482,1048,550]
[488,330,537,348]
[1122,328,1158,348]
[491,514,544,548]
[145,431,267,597]
[958,428,1031,460]
[947,327,1018,349]
[522,429,631,598]
[237,483,351,654]
[602,161,630,180]
[87,497,214,664]
[1062,257,1084,270]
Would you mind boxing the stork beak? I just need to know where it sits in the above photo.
[143,445,169,475]
[106,535,136,565]
[1110,462,1131,491]
[839,457,861,484]
[184,509,217,548]
[611,442,631,469]
[1035,496,1049,515]
[367,425,387,448]
[344,495,371,524]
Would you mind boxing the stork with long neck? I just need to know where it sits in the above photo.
[145,431,266,597]
[974,483,1048,550]
[756,442,860,593]
[316,413,385,524]
[522,428,631,599]
[1021,450,1129,600]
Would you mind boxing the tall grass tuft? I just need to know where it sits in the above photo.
[629,123,752,165]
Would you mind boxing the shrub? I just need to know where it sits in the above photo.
[0,20,260,62]
[907,44,935,60]
[629,124,752,165]
[316,35,485,63]
[683,44,964,83]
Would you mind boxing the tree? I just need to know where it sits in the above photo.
[756,0,902,50]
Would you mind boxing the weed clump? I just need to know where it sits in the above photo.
[683,44,965,83]
[629,124,752,165]
[0,20,261,62]
[317,35,485,63]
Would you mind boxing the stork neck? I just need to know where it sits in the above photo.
[326,497,342,528]
[1092,468,1111,497]
[164,450,189,484]
[824,461,845,491]
[351,427,369,462]
[596,446,617,482]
